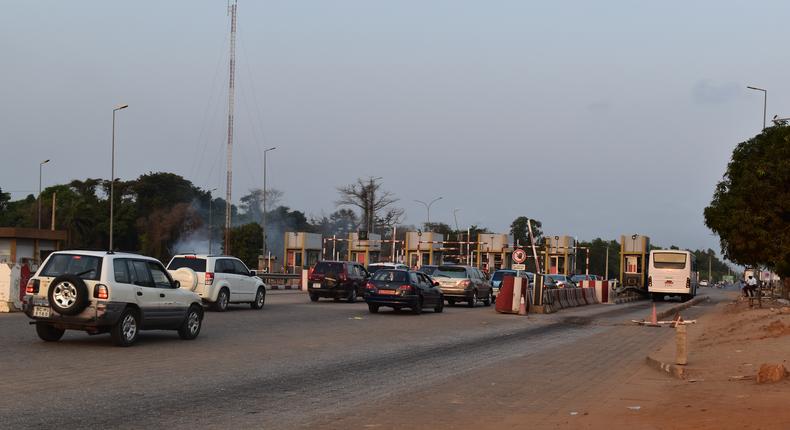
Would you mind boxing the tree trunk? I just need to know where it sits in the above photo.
[783,278,790,300]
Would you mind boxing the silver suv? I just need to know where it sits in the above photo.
[23,250,204,347]
[432,265,493,308]
[167,254,267,312]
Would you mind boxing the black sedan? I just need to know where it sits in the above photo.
[364,269,444,314]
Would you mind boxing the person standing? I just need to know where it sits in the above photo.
[746,275,758,297]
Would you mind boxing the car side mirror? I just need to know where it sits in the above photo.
[433,281,440,287]
[173,280,181,289]
[250,270,258,277]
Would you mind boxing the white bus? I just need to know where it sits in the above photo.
[648,250,698,301]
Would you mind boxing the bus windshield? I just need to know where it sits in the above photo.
[653,253,687,270]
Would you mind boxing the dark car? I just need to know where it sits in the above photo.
[308,261,369,303]
[432,265,493,307]
[491,269,534,301]
[364,269,443,314]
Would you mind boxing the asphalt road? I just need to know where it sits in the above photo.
[0,288,726,429]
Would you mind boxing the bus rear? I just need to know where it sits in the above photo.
[648,250,697,301]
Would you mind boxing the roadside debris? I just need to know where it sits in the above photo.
[756,363,788,384]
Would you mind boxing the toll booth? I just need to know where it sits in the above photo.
[347,232,381,265]
[475,233,514,273]
[283,232,322,274]
[543,235,576,275]
[404,231,443,268]
[620,234,650,290]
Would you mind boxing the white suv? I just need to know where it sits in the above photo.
[167,254,267,312]
[23,250,204,347]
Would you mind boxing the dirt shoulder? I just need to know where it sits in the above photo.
[571,290,790,429]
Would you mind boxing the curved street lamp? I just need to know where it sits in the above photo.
[414,196,443,228]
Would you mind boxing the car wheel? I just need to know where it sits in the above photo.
[47,274,89,316]
[447,298,456,306]
[309,293,319,302]
[368,303,379,313]
[250,288,266,309]
[178,305,203,340]
[347,288,358,303]
[483,290,492,307]
[111,308,140,347]
[434,296,444,313]
[467,291,478,308]
[212,288,229,312]
[411,297,423,315]
[35,323,64,342]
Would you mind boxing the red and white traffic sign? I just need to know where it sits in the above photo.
[512,248,527,264]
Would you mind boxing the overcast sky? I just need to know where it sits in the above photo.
[2,1,789,254]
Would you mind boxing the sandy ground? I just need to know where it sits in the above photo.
[546,290,790,429]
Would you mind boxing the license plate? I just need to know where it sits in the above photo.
[665,280,674,285]
[378,290,397,295]
[33,306,51,318]
[313,283,322,289]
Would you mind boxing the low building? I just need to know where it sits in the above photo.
[0,228,67,312]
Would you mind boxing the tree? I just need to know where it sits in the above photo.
[422,222,454,237]
[336,177,404,234]
[510,216,543,247]
[229,223,263,269]
[0,187,10,213]
[704,125,790,284]
[239,188,283,224]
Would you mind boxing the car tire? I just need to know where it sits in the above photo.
[47,274,89,316]
[35,323,64,342]
[434,296,444,313]
[347,288,357,303]
[412,297,423,315]
[250,288,266,309]
[447,298,455,306]
[111,308,140,347]
[212,288,230,312]
[467,291,478,308]
[178,305,203,340]
[368,303,379,313]
[483,290,492,307]
[309,293,319,302]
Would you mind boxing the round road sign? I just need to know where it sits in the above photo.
[512,248,527,264]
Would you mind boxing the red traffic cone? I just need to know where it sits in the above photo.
[518,295,527,315]
[649,303,658,325]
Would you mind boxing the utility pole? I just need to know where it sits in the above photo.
[224,0,238,255]
[262,147,276,265]
[709,254,712,284]
[38,159,50,229]
[605,245,610,280]
[208,187,217,254]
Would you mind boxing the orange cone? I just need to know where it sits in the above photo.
[519,295,527,315]
[650,303,658,325]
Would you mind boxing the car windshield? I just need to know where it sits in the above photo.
[372,270,409,283]
[571,275,586,282]
[313,262,344,275]
[419,266,437,275]
[367,264,391,273]
[167,257,207,272]
[653,253,687,269]
[434,267,468,278]
[548,275,566,281]
[491,271,515,281]
[40,254,102,280]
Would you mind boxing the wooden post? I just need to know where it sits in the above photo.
[675,324,688,365]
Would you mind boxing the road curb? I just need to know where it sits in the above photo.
[645,355,688,380]
[656,295,710,320]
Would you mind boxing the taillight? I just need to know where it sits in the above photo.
[308,267,314,278]
[647,276,652,287]
[25,279,39,294]
[458,280,471,288]
[94,284,109,300]
[339,272,348,282]
[205,272,214,285]
[365,282,377,291]
[398,284,415,295]
[686,277,691,288]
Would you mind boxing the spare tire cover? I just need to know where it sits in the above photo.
[171,267,199,291]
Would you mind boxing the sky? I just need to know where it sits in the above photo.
[2,0,789,256]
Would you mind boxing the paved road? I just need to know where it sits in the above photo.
[0,289,726,429]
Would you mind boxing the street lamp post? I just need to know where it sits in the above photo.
[208,187,217,254]
[109,104,128,251]
[38,159,50,229]
[747,86,767,130]
[262,147,277,270]
[414,196,443,229]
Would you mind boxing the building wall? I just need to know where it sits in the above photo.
[0,239,10,263]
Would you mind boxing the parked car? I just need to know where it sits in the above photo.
[570,274,600,284]
[491,269,534,301]
[367,262,409,274]
[23,250,204,347]
[307,261,369,302]
[545,274,575,288]
[432,265,493,307]
[167,254,267,312]
[364,269,444,314]
[418,265,438,275]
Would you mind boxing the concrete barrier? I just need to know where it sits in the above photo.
[560,288,571,308]
[568,288,579,307]
[575,288,586,305]
[0,263,25,312]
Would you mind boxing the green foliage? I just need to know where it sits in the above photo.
[229,223,263,269]
[423,222,453,236]
[704,125,790,276]
[510,216,543,247]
